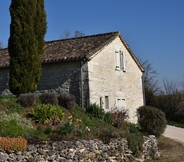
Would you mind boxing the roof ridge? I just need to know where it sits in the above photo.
[46,31,119,44]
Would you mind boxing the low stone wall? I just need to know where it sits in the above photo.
[0,136,159,162]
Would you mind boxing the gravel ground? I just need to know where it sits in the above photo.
[163,125,184,144]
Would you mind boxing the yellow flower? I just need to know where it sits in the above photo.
[68,115,72,119]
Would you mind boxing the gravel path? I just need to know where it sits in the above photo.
[163,125,184,144]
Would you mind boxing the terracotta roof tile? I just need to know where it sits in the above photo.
[0,31,119,67]
[0,31,144,71]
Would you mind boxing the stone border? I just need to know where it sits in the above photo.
[0,136,159,162]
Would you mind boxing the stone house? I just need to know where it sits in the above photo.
[0,31,144,122]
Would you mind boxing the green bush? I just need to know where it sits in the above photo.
[58,93,75,110]
[86,103,105,119]
[137,106,166,137]
[30,104,64,125]
[39,93,58,105]
[17,93,35,107]
[124,133,143,156]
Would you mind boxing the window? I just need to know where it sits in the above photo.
[105,96,109,109]
[100,96,109,109]
[115,50,126,72]
[117,98,126,110]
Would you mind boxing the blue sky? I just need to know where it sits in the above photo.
[0,0,184,89]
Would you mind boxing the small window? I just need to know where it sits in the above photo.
[105,96,109,109]
[100,96,109,109]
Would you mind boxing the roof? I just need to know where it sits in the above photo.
[0,31,144,71]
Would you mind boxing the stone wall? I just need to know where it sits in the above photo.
[38,61,82,103]
[0,61,83,104]
[87,36,144,123]
[0,136,159,162]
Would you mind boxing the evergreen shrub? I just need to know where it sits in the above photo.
[17,93,35,107]
[137,106,166,137]
[39,93,58,105]
[58,93,75,110]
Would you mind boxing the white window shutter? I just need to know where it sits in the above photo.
[115,51,120,70]
[123,52,126,72]
[100,96,105,109]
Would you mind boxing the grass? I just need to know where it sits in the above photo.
[146,136,184,162]
[167,120,184,128]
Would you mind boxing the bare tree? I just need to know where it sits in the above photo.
[60,29,71,39]
[60,30,85,39]
[140,60,160,106]
[0,41,3,49]
[156,78,184,120]
[74,30,85,38]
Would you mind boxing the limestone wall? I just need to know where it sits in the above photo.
[0,136,159,162]
[87,36,144,123]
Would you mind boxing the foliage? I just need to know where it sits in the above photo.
[167,120,184,128]
[44,127,52,135]
[137,106,166,137]
[104,112,114,124]
[111,110,129,128]
[140,59,160,106]
[154,79,184,120]
[0,137,27,152]
[0,111,33,129]
[124,133,143,156]
[8,0,47,95]
[129,123,141,134]
[0,96,23,114]
[58,120,74,136]
[39,93,58,105]
[86,103,106,119]
[58,93,75,109]
[30,104,64,125]
[0,119,26,137]
[99,127,115,144]
[17,93,35,107]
